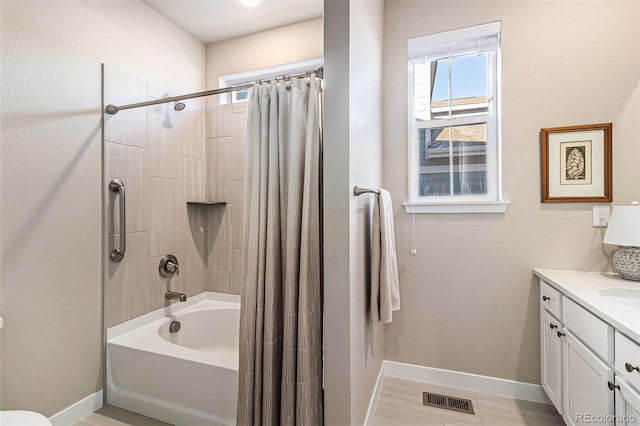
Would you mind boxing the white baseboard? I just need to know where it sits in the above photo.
[383,361,551,405]
[49,389,103,426]
[364,363,385,426]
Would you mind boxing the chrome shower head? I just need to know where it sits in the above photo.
[174,101,186,112]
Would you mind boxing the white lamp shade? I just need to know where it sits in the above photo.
[603,203,640,247]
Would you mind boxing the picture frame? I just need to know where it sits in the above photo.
[540,123,612,203]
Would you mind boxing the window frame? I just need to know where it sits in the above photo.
[405,22,509,214]
[218,57,323,105]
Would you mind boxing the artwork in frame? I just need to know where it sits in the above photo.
[540,123,612,203]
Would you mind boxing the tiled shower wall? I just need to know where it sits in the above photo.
[103,66,246,328]
[103,66,208,328]
[204,102,247,296]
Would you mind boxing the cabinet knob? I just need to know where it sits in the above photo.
[549,323,558,329]
[625,362,640,373]
[557,331,565,338]
[542,296,550,301]
[607,381,620,391]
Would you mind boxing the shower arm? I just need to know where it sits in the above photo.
[105,67,323,115]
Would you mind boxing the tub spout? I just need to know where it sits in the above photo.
[165,291,187,302]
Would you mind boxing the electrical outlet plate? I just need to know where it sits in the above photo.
[593,205,610,227]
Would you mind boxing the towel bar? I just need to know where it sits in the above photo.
[354,186,380,196]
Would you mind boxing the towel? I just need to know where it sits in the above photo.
[370,188,401,323]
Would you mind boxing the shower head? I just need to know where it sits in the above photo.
[163,94,186,112]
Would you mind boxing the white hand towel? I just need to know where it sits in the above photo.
[370,188,401,323]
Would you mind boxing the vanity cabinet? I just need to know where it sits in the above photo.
[540,306,563,412]
[536,269,640,426]
[614,331,640,426]
[615,379,640,426]
[564,330,614,425]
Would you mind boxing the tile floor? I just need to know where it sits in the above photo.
[74,405,170,426]
[371,377,565,425]
[76,378,565,426]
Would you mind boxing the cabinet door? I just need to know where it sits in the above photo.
[615,378,640,426]
[564,330,614,426]
[541,308,563,414]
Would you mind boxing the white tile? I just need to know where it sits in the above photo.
[231,111,246,181]
[146,178,181,258]
[231,181,244,249]
[181,228,206,297]
[184,158,206,203]
[147,89,182,180]
[103,66,147,148]
[206,205,231,271]
[103,232,149,328]
[206,137,231,202]
[230,248,243,295]
[182,100,206,161]
[232,101,248,114]
[206,104,232,138]
[206,270,229,294]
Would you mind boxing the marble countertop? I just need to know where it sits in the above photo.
[534,269,640,343]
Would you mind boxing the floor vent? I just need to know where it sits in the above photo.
[422,392,475,415]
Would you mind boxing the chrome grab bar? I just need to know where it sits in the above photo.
[109,178,126,262]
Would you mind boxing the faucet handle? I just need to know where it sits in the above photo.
[159,254,179,277]
[167,260,179,276]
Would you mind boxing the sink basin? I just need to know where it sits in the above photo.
[599,288,640,310]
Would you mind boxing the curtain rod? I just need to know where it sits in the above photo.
[105,67,323,115]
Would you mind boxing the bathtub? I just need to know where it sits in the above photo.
[106,292,241,425]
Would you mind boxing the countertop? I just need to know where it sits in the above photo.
[534,269,640,343]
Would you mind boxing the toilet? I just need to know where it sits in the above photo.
[0,410,52,426]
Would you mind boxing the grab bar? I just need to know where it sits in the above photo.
[354,186,380,196]
[109,178,126,262]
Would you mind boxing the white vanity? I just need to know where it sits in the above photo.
[534,269,640,426]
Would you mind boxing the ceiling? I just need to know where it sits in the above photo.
[143,0,323,44]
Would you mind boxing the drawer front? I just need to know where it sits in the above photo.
[563,297,614,362]
[616,331,640,392]
[540,280,562,319]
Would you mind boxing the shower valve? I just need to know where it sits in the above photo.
[159,254,180,277]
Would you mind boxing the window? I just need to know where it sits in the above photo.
[219,57,323,105]
[406,22,508,213]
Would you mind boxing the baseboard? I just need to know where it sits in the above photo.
[49,389,103,426]
[364,362,385,426]
[383,361,551,405]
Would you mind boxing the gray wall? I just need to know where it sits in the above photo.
[383,0,640,385]
[205,18,323,94]
[324,0,385,424]
[0,1,205,415]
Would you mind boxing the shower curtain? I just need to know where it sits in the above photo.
[237,75,323,425]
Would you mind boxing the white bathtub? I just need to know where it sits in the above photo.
[106,292,241,425]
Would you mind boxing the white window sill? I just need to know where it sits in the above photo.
[403,200,510,214]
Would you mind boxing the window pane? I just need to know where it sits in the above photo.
[451,53,488,101]
[414,53,490,123]
[233,89,249,103]
[418,123,487,196]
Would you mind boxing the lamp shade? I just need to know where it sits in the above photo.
[603,202,640,247]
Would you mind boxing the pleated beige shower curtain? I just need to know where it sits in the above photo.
[237,75,323,425]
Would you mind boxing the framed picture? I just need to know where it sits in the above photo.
[540,123,612,203]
